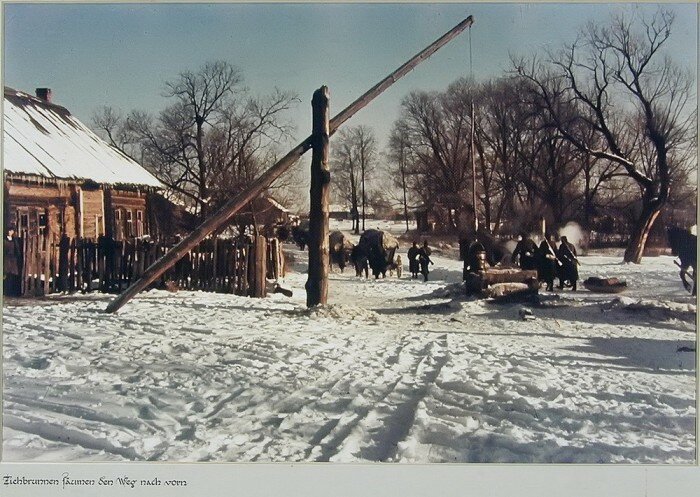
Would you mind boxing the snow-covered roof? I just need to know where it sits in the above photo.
[2,87,162,188]
[265,196,290,213]
[328,204,375,215]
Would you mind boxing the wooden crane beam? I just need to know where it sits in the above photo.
[105,14,474,313]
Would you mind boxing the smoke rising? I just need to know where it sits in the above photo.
[558,222,586,252]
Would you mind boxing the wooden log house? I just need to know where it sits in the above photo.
[3,87,164,241]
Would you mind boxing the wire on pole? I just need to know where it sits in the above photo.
[469,24,473,81]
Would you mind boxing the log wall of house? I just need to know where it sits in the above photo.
[79,188,105,240]
[4,178,152,241]
[4,181,78,238]
[106,189,148,240]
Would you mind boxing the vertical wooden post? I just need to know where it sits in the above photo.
[98,237,106,290]
[20,236,28,296]
[271,238,282,280]
[253,235,267,298]
[58,234,69,293]
[33,236,41,296]
[306,86,331,307]
[24,237,32,296]
[213,237,219,291]
[246,240,255,296]
[43,235,51,295]
[69,238,76,293]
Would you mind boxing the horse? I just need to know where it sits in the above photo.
[667,226,696,295]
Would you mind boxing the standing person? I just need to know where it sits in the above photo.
[350,244,369,278]
[511,232,538,270]
[537,235,559,292]
[3,226,22,297]
[407,241,420,279]
[418,240,434,282]
[557,235,579,290]
[466,239,487,272]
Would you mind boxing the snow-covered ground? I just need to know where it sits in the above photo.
[2,227,696,463]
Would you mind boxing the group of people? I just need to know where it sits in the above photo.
[511,233,579,291]
[407,240,434,282]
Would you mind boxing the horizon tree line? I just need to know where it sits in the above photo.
[382,8,696,263]
[93,9,696,264]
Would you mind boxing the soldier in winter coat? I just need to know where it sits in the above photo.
[3,227,22,297]
[557,235,579,290]
[407,241,420,279]
[511,232,538,270]
[417,241,434,282]
[537,235,559,292]
[350,244,369,278]
[465,239,487,273]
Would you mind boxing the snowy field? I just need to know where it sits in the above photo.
[2,224,696,463]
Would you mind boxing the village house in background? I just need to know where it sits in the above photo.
[2,87,193,241]
[2,87,286,298]
[231,195,293,229]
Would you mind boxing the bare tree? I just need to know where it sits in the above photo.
[95,61,299,222]
[515,9,696,262]
[332,128,361,233]
[514,120,586,228]
[474,78,531,233]
[332,125,377,233]
[393,80,476,233]
[92,106,141,161]
[388,123,412,232]
[355,126,377,231]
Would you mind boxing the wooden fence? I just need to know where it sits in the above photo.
[16,234,284,298]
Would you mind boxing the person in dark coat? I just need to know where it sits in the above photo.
[537,235,559,291]
[3,227,22,297]
[465,239,487,273]
[350,244,369,278]
[557,235,579,290]
[511,232,538,270]
[407,241,420,279]
[417,241,434,282]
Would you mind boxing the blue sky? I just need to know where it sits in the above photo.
[3,2,697,152]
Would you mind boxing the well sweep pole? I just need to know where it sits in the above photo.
[305,87,331,307]
[105,15,474,313]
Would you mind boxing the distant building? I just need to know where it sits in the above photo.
[230,195,292,227]
[328,204,350,220]
[2,87,170,240]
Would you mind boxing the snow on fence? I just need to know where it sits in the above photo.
[17,234,284,298]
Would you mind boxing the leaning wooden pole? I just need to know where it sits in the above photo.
[105,14,474,313]
[305,87,331,307]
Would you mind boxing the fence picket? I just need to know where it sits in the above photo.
[12,234,283,299]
